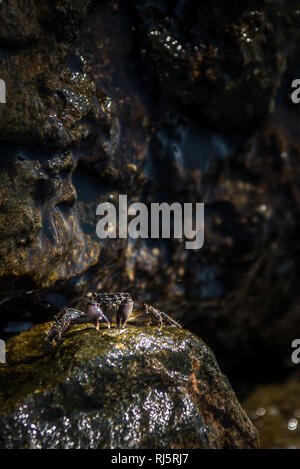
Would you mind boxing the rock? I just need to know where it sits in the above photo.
[0,0,97,145]
[2,0,300,382]
[0,0,120,296]
[243,380,300,449]
[0,0,103,293]
[73,0,300,377]
[0,322,259,449]
[133,0,300,129]
[0,145,100,292]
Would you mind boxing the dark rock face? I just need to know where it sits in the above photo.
[133,0,300,129]
[1,0,300,380]
[71,0,300,375]
[0,0,97,145]
[0,0,101,292]
[0,323,259,449]
[0,145,100,292]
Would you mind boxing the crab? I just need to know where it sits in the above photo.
[45,292,181,351]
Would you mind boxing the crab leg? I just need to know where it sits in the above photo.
[45,302,111,351]
[87,301,110,330]
[45,307,91,350]
[116,298,134,328]
[143,304,182,329]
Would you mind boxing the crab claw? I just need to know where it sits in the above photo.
[116,299,134,328]
[87,301,111,329]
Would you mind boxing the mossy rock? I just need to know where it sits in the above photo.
[0,322,259,449]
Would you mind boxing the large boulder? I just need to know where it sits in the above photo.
[0,322,259,449]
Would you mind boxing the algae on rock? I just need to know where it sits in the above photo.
[0,323,259,449]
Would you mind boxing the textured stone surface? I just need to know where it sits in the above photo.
[134,0,300,129]
[0,323,259,449]
[1,0,300,382]
[0,0,97,145]
[0,0,101,292]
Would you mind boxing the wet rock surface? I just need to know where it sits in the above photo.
[0,0,300,449]
[68,0,300,378]
[0,0,97,145]
[0,323,259,449]
[0,0,101,293]
[133,0,300,129]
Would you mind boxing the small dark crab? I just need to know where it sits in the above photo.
[45,292,181,351]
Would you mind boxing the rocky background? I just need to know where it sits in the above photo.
[1,0,300,448]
